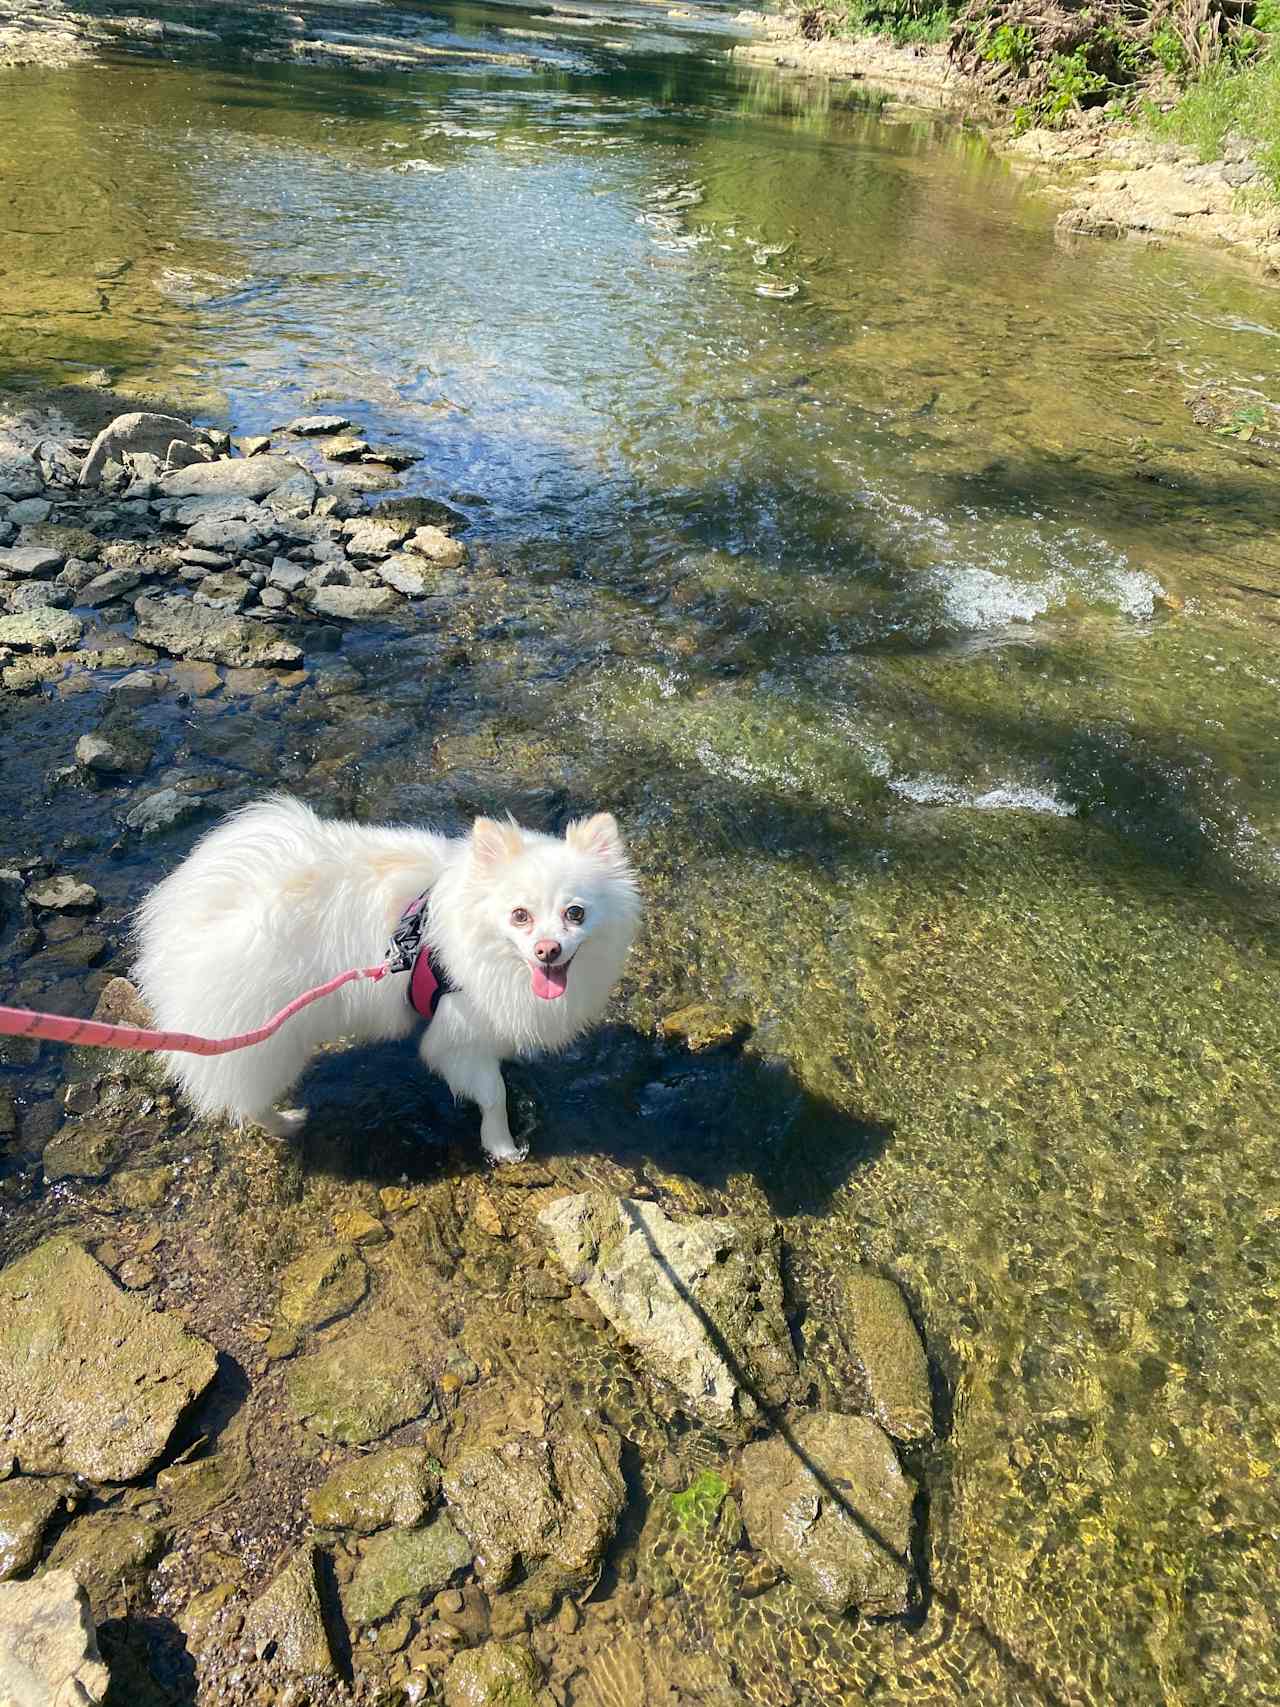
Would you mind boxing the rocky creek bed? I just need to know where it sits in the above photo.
[0,407,942,1706]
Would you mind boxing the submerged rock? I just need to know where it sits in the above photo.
[285,1314,435,1444]
[0,1478,75,1581]
[277,1243,367,1330]
[843,1271,932,1444]
[26,876,96,912]
[442,1421,625,1602]
[0,1570,109,1705]
[134,595,301,668]
[0,1236,218,1481]
[538,1193,796,1422]
[737,1412,915,1616]
[242,1545,336,1677]
[443,1641,546,1707]
[308,1445,438,1532]
[341,1516,472,1625]
[408,525,466,567]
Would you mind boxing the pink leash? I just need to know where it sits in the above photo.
[0,964,390,1058]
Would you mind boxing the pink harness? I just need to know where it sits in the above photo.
[0,889,453,1058]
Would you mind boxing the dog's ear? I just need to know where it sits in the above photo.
[565,812,624,863]
[472,816,523,869]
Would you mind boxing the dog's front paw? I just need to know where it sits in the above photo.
[260,1106,309,1139]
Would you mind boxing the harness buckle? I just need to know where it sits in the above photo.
[385,898,427,976]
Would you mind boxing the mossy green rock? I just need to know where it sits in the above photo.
[442,1423,624,1597]
[538,1193,796,1423]
[738,1412,914,1616]
[308,1445,438,1532]
[341,1516,472,1625]
[44,1514,165,1610]
[0,1477,73,1581]
[242,1545,335,1676]
[444,1640,546,1707]
[285,1314,435,1444]
[0,1236,218,1481]
[277,1243,367,1330]
[843,1271,933,1444]
[41,1124,127,1183]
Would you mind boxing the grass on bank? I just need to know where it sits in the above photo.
[1147,34,1280,191]
[803,0,1280,196]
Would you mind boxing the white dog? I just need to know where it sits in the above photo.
[132,795,641,1161]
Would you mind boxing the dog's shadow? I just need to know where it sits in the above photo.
[291,1022,889,1218]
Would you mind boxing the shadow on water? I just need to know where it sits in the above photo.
[292,1021,892,1218]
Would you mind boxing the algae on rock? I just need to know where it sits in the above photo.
[538,1192,796,1422]
[0,1236,217,1482]
[341,1516,472,1625]
[285,1313,435,1444]
[242,1545,336,1677]
[308,1445,438,1532]
[443,1639,549,1707]
[277,1242,368,1330]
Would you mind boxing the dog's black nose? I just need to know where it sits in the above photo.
[534,938,561,963]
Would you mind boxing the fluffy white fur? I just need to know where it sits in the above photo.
[131,794,641,1161]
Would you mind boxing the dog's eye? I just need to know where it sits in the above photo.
[564,904,585,925]
[510,907,532,927]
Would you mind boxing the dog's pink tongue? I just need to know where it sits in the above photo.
[531,961,569,1001]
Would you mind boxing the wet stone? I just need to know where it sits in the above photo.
[310,585,401,620]
[0,546,65,578]
[44,1513,165,1611]
[0,1236,217,1481]
[242,1544,336,1677]
[409,525,466,568]
[341,516,413,556]
[286,414,353,436]
[332,1206,386,1246]
[108,669,165,706]
[443,1641,546,1707]
[341,1516,472,1626]
[0,1477,74,1581]
[134,595,301,668]
[285,1314,435,1444]
[277,1243,368,1330]
[442,1421,624,1601]
[42,1123,127,1182]
[843,1271,933,1443]
[738,1412,915,1616]
[75,732,149,777]
[27,875,96,912]
[538,1192,797,1422]
[308,1445,438,1532]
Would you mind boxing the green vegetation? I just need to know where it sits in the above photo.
[799,0,1279,187]
[670,1470,729,1538]
[1148,32,1280,190]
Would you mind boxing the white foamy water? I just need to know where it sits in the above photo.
[890,774,1077,816]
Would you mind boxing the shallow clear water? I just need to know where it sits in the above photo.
[2,5,1280,1703]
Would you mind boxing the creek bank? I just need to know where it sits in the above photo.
[732,9,1280,277]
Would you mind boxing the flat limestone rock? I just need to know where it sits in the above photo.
[0,1236,218,1482]
[738,1411,915,1616]
[538,1193,796,1422]
[309,585,400,620]
[242,1545,335,1677]
[134,596,301,668]
[843,1271,932,1443]
[277,1244,367,1331]
[158,455,302,501]
[0,1569,109,1705]
[0,607,82,653]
